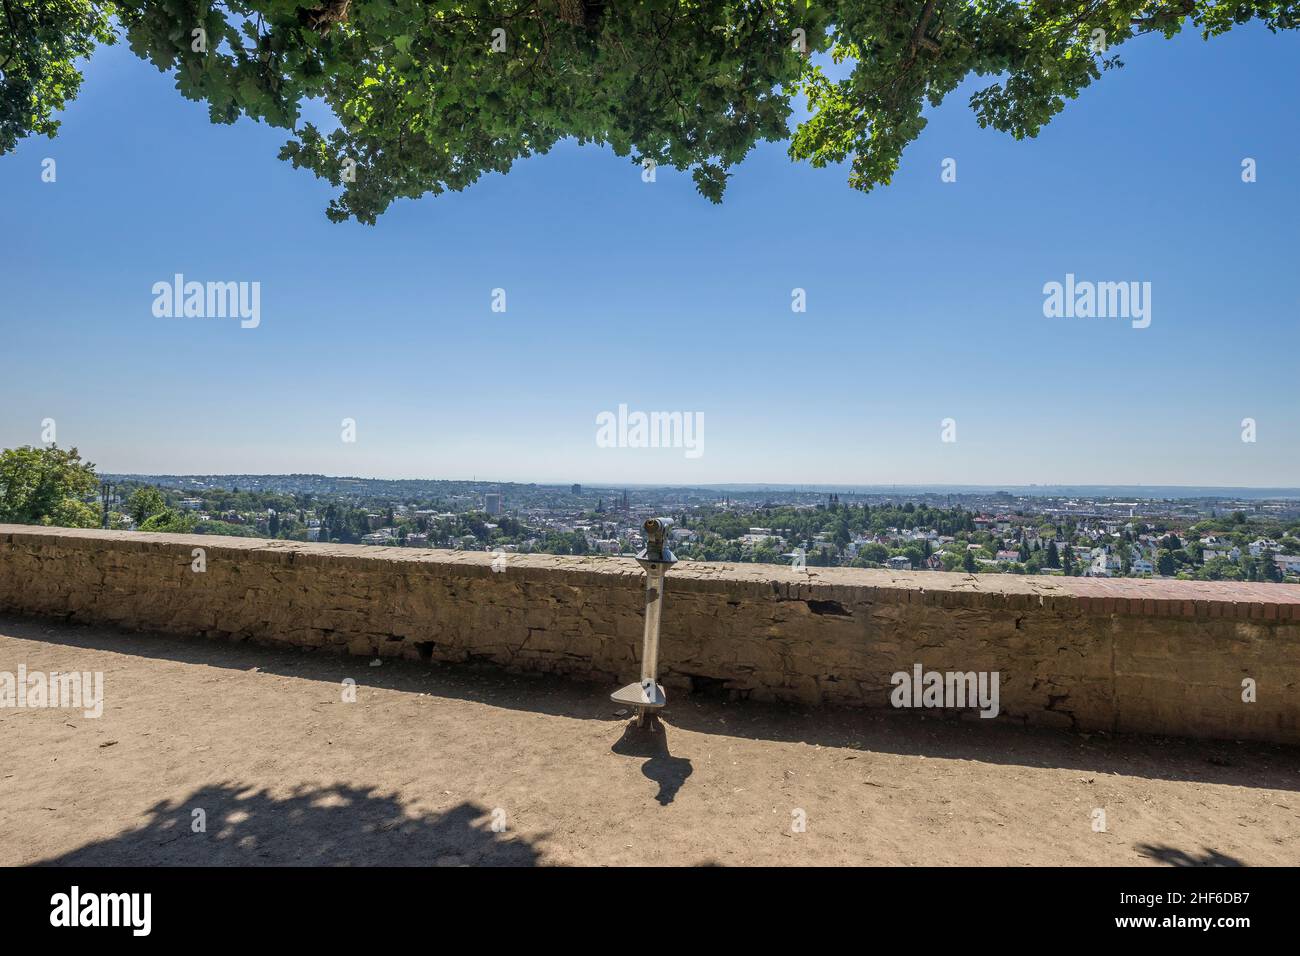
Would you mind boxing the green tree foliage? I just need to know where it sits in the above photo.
[1197,555,1244,580]
[0,0,115,154]
[537,530,588,554]
[127,485,167,524]
[0,444,99,527]
[1260,550,1281,582]
[857,541,889,563]
[138,508,196,533]
[1157,549,1177,576]
[6,1,1297,222]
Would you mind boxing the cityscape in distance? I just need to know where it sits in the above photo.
[97,472,1300,583]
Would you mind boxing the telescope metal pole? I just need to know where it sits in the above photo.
[612,517,675,729]
[637,563,666,726]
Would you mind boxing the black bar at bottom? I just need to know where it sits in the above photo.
[0,865,1283,942]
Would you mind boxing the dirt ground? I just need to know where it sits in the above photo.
[1,614,1297,866]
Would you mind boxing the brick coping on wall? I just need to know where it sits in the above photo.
[5,523,1299,620]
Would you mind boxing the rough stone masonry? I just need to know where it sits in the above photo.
[1,525,1298,744]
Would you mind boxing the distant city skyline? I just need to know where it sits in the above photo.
[3,25,1298,487]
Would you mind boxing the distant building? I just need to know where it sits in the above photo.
[1088,548,1122,577]
[1248,538,1279,557]
[887,556,912,571]
[1203,544,1241,562]
[571,484,582,495]
[484,493,502,516]
[1273,553,1300,574]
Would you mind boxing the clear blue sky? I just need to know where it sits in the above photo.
[2,24,1297,487]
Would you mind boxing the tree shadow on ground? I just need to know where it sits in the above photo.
[1136,844,1245,867]
[610,717,693,805]
[8,615,1299,794]
[32,782,542,866]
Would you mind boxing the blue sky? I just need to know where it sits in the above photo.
[2,23,1297,487]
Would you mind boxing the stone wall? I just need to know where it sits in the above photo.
[2,524,1298,743]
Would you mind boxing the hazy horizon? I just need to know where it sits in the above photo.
[94,470,1300,499]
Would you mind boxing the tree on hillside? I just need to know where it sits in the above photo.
[128,486,167,525]
[5,2,1298,222]
[0,445,99,528]
[139,508,196,533]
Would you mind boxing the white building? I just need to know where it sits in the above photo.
[1203,544,1241,562]
[1249,538,1279,557]
[1089,548,1123,577]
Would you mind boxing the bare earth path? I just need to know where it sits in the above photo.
[1,616,1297,866]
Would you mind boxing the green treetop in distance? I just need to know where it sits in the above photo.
[5,1,1298,223]
[127,486,167,525]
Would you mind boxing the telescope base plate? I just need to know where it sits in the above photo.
[611,680,666,710]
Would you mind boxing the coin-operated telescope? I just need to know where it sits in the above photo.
[611,517,677,728]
